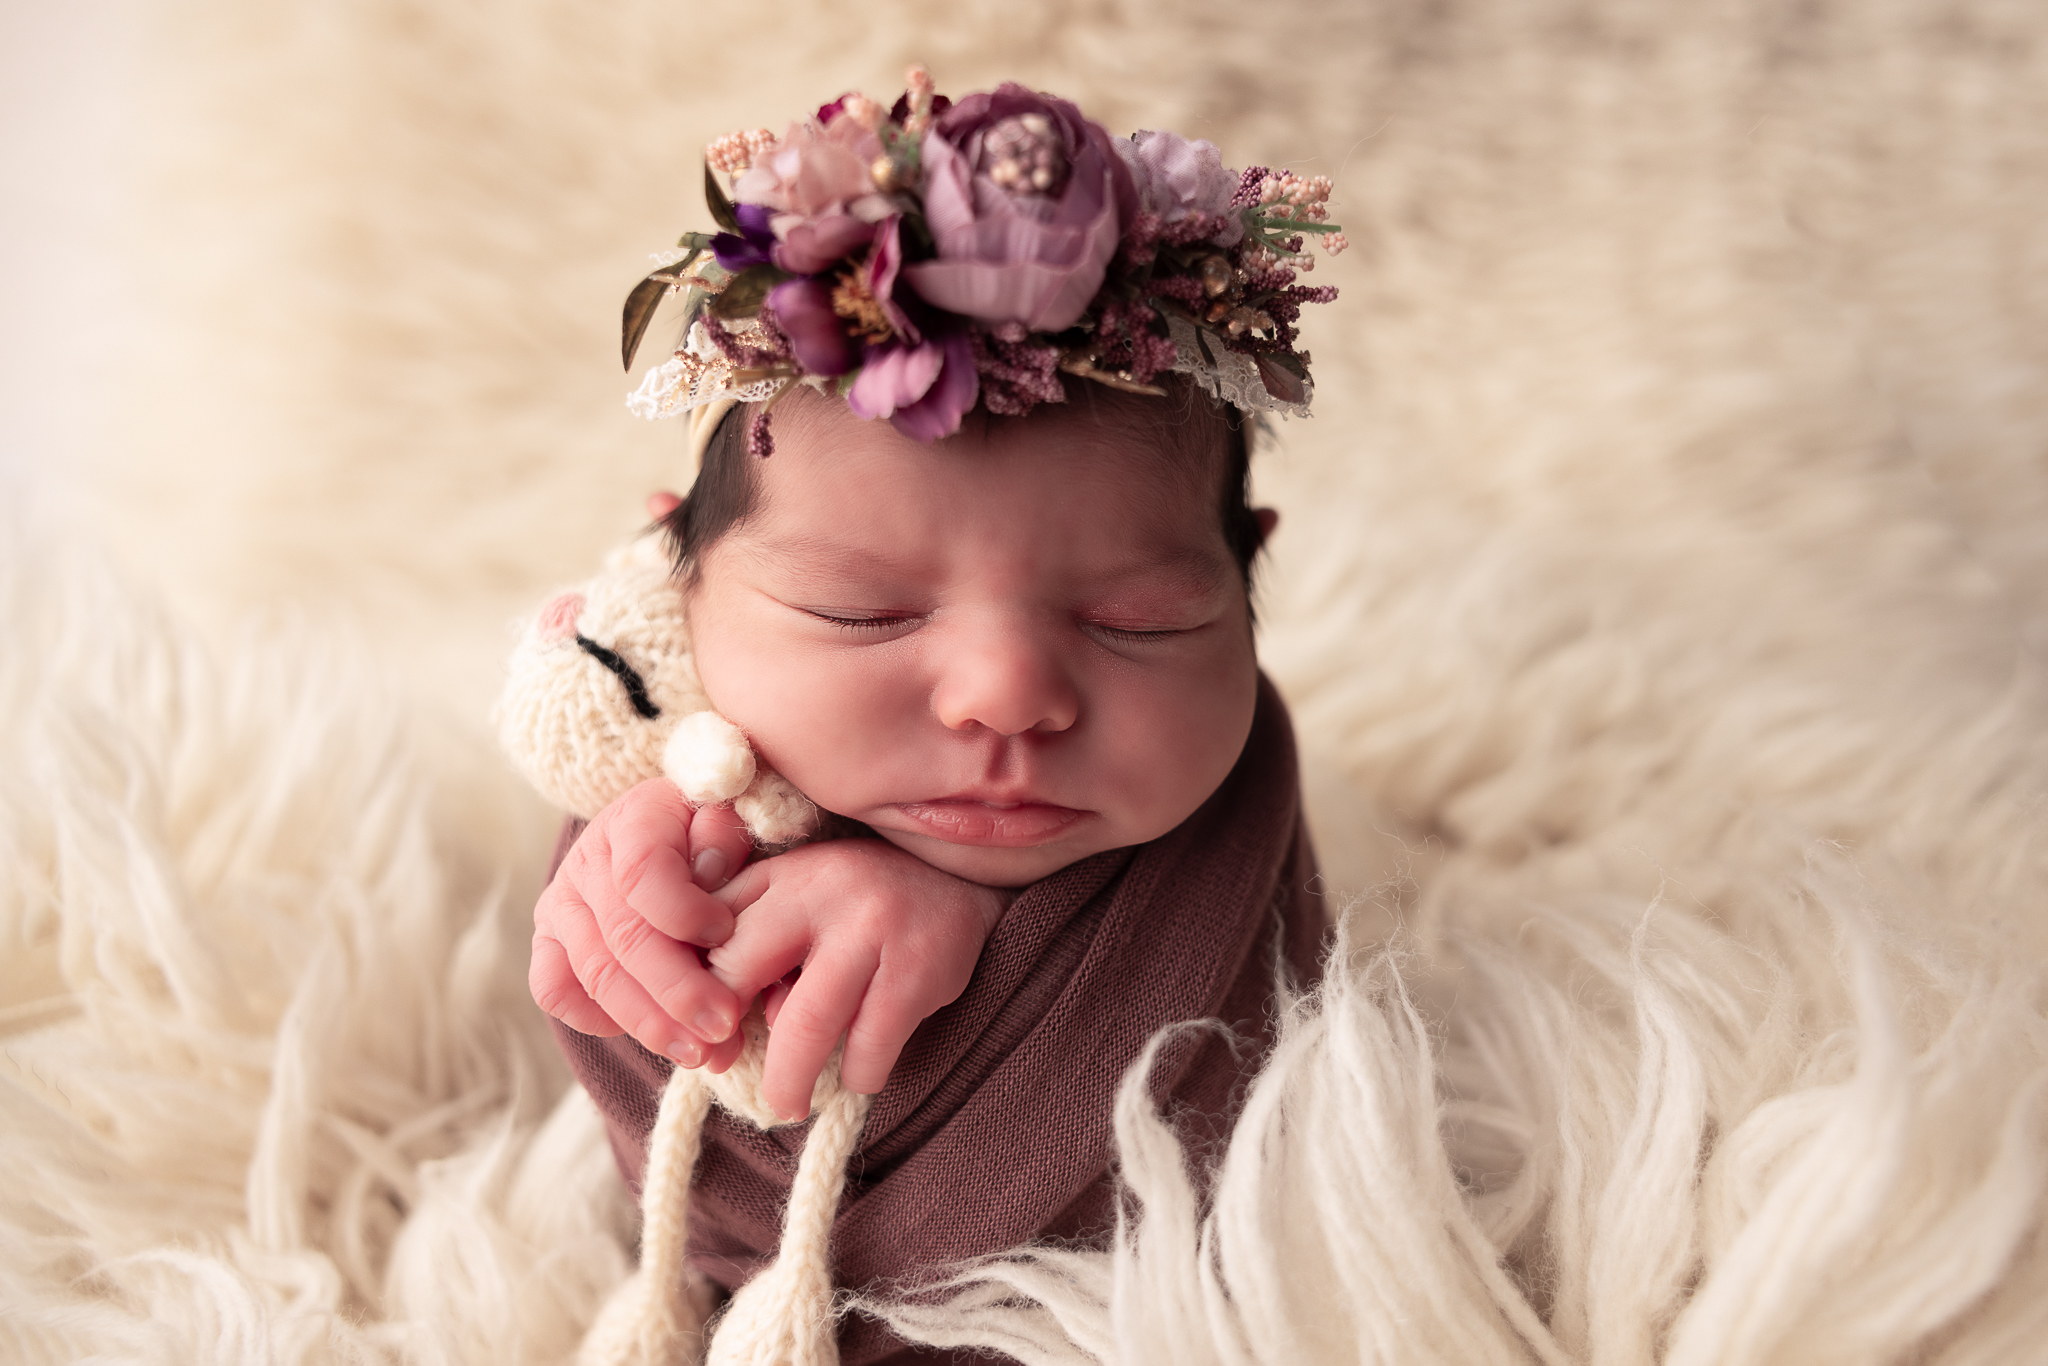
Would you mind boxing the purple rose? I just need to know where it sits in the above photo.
[1116,129,1243,247]
[847,333,979,441]
[900,84,1136,334]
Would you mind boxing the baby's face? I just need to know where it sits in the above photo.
[685,390,1260,887]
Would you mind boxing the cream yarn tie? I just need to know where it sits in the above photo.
[577,1009,873,1366]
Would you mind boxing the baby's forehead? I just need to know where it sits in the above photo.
[773,385,1228,503]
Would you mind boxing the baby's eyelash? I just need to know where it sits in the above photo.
[806,611,915,632]
[1093,624,1187,644]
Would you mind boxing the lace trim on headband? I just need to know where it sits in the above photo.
[1163,314,1313,420]
[626,321,789,420]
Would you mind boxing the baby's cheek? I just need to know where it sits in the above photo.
[1100,663,1258,840]
[697,641,909,807]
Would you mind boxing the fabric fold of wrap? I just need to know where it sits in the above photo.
[550,673,1326,1365]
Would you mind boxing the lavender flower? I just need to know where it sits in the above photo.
[1116,130,1244,248]
[765,277,857,376]
[900,85,1136,334]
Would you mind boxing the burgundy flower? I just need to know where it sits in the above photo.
[847,333,979,441]
[764,277,856,376]
[900,84,1136,334]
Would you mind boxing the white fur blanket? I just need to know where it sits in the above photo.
[5,1,2046,1362]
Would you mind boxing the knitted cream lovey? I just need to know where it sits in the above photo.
[497,533,871,1366]
[497,533,813,837]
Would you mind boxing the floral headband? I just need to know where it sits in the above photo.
[623,66,1345,457]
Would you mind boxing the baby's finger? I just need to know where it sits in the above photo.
[762,975,795,1028]
[760,942,879,1121]
[528,930,622,1037]
[837,985,929,1095]
[685,801,755,892]
[698,1028,747,1074]
[608,780,730,945]
[549,878,703,1063]
[582,863,742,1044]
[710,857,774,916]
[704,901,815,1007]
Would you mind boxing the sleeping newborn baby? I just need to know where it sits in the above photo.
[518,381,1324,1364]
[505,69,1342,1366]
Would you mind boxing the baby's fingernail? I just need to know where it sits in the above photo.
[693,848,730,889]
[668,1039,704,1068]
[694,1007,732,1040]
[778,1104,809,1123]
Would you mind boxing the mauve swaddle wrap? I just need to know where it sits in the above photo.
[550,675,1326,1364]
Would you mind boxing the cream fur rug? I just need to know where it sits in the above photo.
[6,1,2048,1362]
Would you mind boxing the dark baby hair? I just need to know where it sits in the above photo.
[662,375,1267,593]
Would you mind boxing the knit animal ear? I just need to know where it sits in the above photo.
[496,533,819,845]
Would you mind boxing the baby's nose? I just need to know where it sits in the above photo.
[931,625,1079,736]
[538,592,585,640]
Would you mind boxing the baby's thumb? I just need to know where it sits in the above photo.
[685,801,755,892]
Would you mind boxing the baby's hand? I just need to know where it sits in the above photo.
[708,841,1013,1121]
[529,777,758,1069]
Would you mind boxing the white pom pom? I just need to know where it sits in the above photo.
[663,711,756,805]
[736,771,821,847]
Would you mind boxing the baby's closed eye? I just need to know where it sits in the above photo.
[801,609,925,633]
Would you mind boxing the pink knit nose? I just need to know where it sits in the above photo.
[538,592,585,640]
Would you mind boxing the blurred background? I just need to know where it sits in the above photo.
[7,9,2048,1356]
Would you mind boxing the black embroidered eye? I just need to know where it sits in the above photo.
[574,634,661,720]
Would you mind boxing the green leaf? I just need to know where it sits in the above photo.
[706,263,789,320]
[704,164,742,233]
[620,247,704,370]
[622,274,671,370]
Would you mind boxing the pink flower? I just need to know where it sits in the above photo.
[847,333,979,441]
[733,117,886,218]
[900,84,1136,334]
[1116,129,1243,247]
[732,117,894,273]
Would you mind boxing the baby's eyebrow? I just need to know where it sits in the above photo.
[1104,546,1234,591]
[731,531,912,580]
